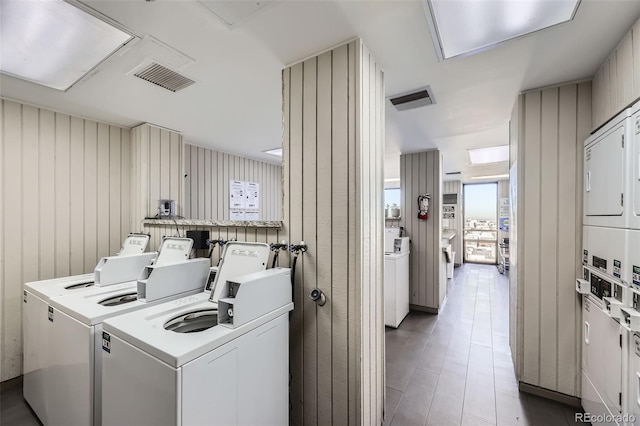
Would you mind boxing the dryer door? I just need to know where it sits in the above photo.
[584,125,625,217]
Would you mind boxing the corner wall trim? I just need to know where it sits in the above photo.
[518,382,581,408]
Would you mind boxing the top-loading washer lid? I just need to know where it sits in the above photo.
[154,237,194,266]
[209,242,270,303]
[118,234,150,256]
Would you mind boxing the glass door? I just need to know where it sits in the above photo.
[463,183,498,264]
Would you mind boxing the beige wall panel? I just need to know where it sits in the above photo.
[617,32,635,108]
[289,62,306,423]
[522,91,542,385]
[22,106,40,284]
[609,53,618,114]
[512,81,591,397]
[347,39,358,426]
[170,132,182,217]
[557,84,579,396]
[282,38,383,425]
[148,126,161,218]
[316,52,336,424]
[84,121,98,271]
[69,116,85,274]
[0,100,132,381]
[401,150,442,311]
[302,56,320,426]
[56,114,72,276]
[97,123,111,259]
[120,130,131,236]
[39,110,56,278]
[109,128,122,255]
[3,101,23,380]
[539,88,559,390]
[592,67,603,129]
[603,59,611,120]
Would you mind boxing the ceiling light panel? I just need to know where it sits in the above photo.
[471,174,509,180]
[425,0,580,59]
[0,0,134,91]
[468,146,509,165]
[198,1,277,27]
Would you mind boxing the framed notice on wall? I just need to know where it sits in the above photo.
[229,180,260,220]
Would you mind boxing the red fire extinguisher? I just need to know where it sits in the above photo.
[417,194,430,220]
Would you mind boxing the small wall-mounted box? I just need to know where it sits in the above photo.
[158,199,176,217]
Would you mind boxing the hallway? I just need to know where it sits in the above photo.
[384,263,584,426]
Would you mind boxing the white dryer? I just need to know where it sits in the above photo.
[22,233,152,424]
[100,242,291,426]
[579,266,625,424]
[583,107,633,229]
[46,237,206,426]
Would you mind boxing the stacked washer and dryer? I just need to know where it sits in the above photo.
[577,99,640,425]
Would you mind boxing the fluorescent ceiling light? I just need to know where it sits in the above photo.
[424,0,580,59]
[0,0,134,91]
[470,174,509,180]
[264,147,283,157]
[385,178,400,182]
[468,145,509,165]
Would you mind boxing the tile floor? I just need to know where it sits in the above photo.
[384,263,586,426]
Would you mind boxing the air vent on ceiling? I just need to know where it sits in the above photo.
[134,62,195,92]
[388,86,435,111]
[445,171,461,175]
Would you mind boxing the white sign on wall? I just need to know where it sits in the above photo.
[229,180,260,220]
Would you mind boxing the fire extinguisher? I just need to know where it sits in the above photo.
[417,194,430,220]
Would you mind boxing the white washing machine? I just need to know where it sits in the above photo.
[579,266,624,424]
[100,242,290,426]
[583,107,633,230]
[22,234,152,424]
[384,252,409,328]
[46,237,206,426]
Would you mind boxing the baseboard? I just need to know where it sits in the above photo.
[0,375,23,392]
[409,304,438,314]
[518,382,581,408]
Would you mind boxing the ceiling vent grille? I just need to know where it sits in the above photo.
[389,86,435,111]
[134,62,195,92]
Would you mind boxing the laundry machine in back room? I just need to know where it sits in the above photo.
[22,233,152,425]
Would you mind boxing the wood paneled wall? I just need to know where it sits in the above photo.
[592,17,640,130]
[0,99,131,381]
[130,123,183,232]
[510,82,591,397]
[442,180,463,266]
[400,150,444,311]
[282,39,385,425]
[183,144,281,221]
